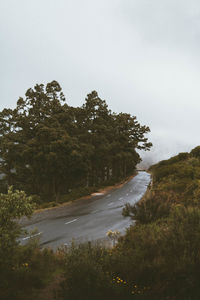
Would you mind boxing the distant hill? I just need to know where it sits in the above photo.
[148,146,200,211]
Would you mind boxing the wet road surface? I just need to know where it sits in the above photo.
[21,172,151,249]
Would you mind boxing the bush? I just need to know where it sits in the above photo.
[0,240,58,300]
[60,241,138,300]
[190,146,200,158]
[153,165,178,182]
[123,191,179,224]
[60,242,113,300]
[115,206,200,299]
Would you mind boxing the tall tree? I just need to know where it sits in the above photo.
[0,82,152,202]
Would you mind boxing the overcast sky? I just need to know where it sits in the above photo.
[1,0,200,164]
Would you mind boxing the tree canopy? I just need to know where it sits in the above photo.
[0,81,152,202]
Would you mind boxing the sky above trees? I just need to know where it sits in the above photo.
[1,0,200,164]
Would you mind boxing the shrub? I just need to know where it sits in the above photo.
[60,242,113,300]
[116,206,200,299]
[123,191,179,224]
[190,146,200,158]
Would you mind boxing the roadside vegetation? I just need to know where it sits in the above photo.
[57,146,200,300]
[58,146,200,300]
[119,146,200,299]
[2,147,200,299]
[0,188,60,300]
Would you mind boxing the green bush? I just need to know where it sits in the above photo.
[190,146,200,158]
[60,242,112,300]
[123,191,179,224]
[116,206,200,299]
[60,241,138,300]
[0,241,58,300]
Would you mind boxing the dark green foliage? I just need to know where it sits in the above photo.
[0,242,58,300]
[60,242,136,300]
[0,187,34,270]
[123,190,178,224]
[0,81,152,203]
[0,187,60,300]
[125,146,200,226]
[190,146,200,158]
[59,186,97,202]
[115,206,200,299]
[60,243,112,300]
[118,147,200,298]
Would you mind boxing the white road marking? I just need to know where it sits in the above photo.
[119,197,123,200]
[65,219,77,225]
[108,202,114,206]
[22,232,42,241]
[126,193,129,196]
[106,194,111,197]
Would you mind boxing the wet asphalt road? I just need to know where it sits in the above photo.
[21,172,151,249]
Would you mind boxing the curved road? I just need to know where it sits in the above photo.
[21,171,150,249]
